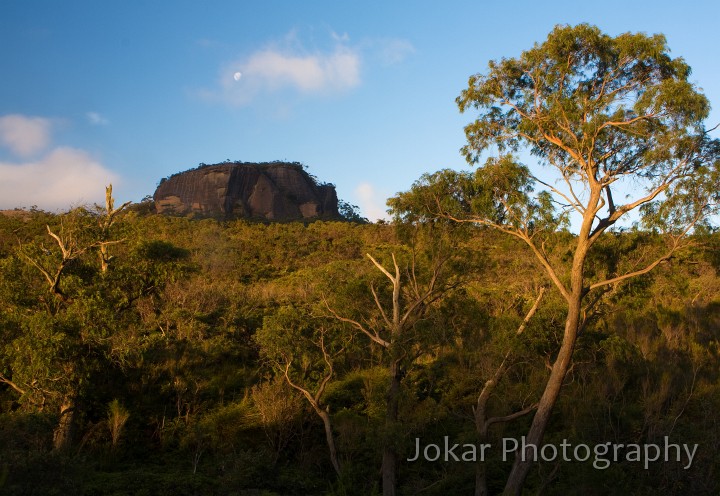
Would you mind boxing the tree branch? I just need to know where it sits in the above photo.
[486,402,538,428]
[0,372,26,396]
[589,244,676,291]
[283,360,321,411]
[531,175,584,215]
[366,253,397,284]
[323,297,390,348]
[370,284,393,330]
[516,286,547,335]
[441,212,570,301]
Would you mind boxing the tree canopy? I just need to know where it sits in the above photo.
[392,23,720,495]
[1,24,719,496]
[456,24,719,235]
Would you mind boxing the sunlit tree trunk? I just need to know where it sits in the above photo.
[327,251,449,496]
[504,205,594,495]
[53,396,77,451]
[503,298,582,494]
[281,338,342,476]
[318,408,341,476]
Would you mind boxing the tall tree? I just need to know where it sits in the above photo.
[97,184,131,273]
[11,209,106,450]
[326,242,461,496]
[256,305,346,476]
[1,189,144,451]
[392,24,719,494]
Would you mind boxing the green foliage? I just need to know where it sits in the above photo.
[458,24,708,157]
[0,25,716,495]
[1,179,720,494]
[456,23,719,234]
[337,199,369,223]
[107,399,130,448]
[389,156,569,235]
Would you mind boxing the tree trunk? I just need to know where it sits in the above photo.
[382,359,402,496]
[381,446,397,496]
[503,195,596,495]
[475,464,489,496]
[316,408,341,476]
[474,375,494,496]
[53,397,77,451]
[475,430,490,496]
[502,296,582,495]
[475,289,545,496]
[100,243,109,273]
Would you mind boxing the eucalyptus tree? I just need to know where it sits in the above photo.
[0,188,148,451]
[256,305,347,476]
[392,24,720,494]
[4,207,111,450]
[325,221,473,496]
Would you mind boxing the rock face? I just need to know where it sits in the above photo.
[153,162,339,220]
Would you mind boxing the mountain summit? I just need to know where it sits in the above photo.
[153,161,339,220]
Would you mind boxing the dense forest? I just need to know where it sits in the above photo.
[0,194,718,495]
[2,24,720,496]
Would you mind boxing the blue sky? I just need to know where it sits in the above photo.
[1,1,718,220]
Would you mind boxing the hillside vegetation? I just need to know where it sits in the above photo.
[0,202,718,495]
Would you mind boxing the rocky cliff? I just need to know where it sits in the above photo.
[153,162,339,220]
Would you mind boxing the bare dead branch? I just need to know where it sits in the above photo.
[323,297,390,348]
[516,286,547,335]
[366,253,396,283]
[370,284,392,330]
[486,403,539,428]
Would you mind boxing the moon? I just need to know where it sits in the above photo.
[233,72,242,81]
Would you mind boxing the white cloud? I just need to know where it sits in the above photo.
[200,31,415,108]
[0,114,52,157]
[0,147,119,210]
[86,111,109,126]
[377,39,415,66]
[331,31,350,43]
[0,114,119,210]
[203,34,361,107]
[354,182,389,222]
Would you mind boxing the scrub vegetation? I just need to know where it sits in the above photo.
[1,24,719,496]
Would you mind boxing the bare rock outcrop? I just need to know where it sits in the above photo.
[153,162,339,220]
